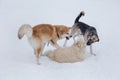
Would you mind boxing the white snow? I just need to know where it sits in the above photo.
[0,0,120,80]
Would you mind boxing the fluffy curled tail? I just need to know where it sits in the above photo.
[18,24,33,39]
[74,11,85,23]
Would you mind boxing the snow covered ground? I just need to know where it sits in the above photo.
[0,0,120,80]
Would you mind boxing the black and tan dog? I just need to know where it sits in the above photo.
[64,11,99,55]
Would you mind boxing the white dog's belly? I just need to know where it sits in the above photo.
[52,48,84,63]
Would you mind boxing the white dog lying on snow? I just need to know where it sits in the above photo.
[44,37,86,63]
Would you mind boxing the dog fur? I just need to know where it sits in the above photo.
[64,11,99,55]
[45,37,86,63]
[18,24,71,64]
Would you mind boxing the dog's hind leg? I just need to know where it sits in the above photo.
[34,49,36,55]
[90,44,96,56]
[70,24,79,36]
[35,46,43,65]
[72,34,78,43]
[41,43,46,56]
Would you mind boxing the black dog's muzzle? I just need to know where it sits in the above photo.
[87,39,94,45]
[94,38,100,42]
[87,38,100,45]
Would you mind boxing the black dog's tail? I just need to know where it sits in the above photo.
[74,11,85,23]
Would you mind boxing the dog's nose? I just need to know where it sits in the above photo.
[87,39,93,45]
[66,37,69,40]
[87,42,91,46]
[97,39,99,42]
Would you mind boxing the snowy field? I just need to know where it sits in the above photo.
[0,0,120,80]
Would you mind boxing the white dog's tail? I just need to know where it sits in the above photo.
[18,24,33,39]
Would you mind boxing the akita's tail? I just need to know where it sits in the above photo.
[74,11,85,23]
[18,24,33,39]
